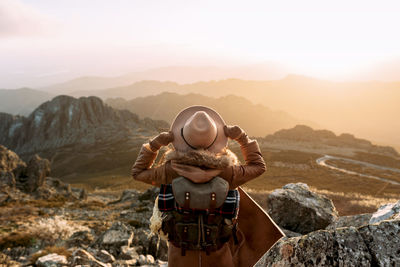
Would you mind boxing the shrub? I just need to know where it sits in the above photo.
[0,232,36,250]
[22,216,89,244]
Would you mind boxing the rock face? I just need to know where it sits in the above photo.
[369,200,400,224]
[0,95,168,155]
[257,219,400,267]
[0,145,83,202]
[36,253,68,267]
[326,213,372,230]
[0,95,169,179]
[267,183,338,234]
[95,222,134,255]
[23,154,51,192]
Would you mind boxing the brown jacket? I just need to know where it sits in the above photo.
[131,140,284,267]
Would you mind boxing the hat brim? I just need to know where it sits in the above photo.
[170,106,227,153]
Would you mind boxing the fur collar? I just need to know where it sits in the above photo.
[162,148,239,169]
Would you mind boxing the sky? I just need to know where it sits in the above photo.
[1,0,400,88]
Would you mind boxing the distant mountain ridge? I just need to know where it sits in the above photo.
[106,92,315,137]
[263,125,399,157]
[0,95,168,155]
[40,65,288,93]
[2,76,400,149]
[0,95,168,178]
[72,76,400,148]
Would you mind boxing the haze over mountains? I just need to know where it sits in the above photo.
[0,88,54,116]
[61,75,400,149]
[0,94,397,182]
[106,92,314,137]
[2,73,400,149]
[38,65,288,93]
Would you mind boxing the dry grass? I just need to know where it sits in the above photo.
[68,200,106,210]
[22,216,89,244]
[0,231,37,250]
[326,159,400,183]
[69,174,151,192]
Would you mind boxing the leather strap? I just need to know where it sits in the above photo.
[210,192,216,210]
[184,192,190,209]
[181,226,189,256]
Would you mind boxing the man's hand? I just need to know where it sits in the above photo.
[149,131,174,151]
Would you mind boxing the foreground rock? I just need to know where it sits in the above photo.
[267,183,338,234]
[94,222,134,255]
[36,253,68,267]
[257,219,400,267]
[326,213,371,230]
[0,145,84,204]
[370,200,400,224]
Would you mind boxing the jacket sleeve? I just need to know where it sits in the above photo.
[131,143,176,186]
[221,139,266,189]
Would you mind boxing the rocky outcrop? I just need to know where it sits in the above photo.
[22,154,50,193]
[0,145,83,203]
[36,253,68,267]
[326,213,371,230]
[0,95,169,155]
[0,95,169,179]
[369,200,400,224]
[267,183,338,234]
[257,219,400,267]
[94,222,134,255]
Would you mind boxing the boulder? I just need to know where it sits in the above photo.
[138,254,155,265]
[66,230,95,248]
[35,253,68,267]
[24,154,50,193]
[119,246,139,260]
[369,200,400,224]
[115,189,140,203]
[267,183,338,234]
[359,220,400,266]
[326,213,371,230]
[95,250,115,263]
[0,171,16,188]
[72,248,110,267]
[138,187,159,201]
[0,145,25,189]
[95,222,134,254]
[256,219,400,266]
[0,145,26,173]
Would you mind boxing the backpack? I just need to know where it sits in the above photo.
[157,176,240,255]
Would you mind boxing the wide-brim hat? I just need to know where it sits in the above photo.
[170,106,227,153]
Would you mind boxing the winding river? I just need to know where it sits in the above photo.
[316,155,400,185]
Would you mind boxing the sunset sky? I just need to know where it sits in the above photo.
[1,0,400,88]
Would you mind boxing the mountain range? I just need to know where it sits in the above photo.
[106,92,314,137]
[69,76,400,148]
[0,94,398,183]
[39,65,289,93]
[2,75,400,149]
[0,95,168,178]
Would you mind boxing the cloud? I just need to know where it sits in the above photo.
[0,0,54,37]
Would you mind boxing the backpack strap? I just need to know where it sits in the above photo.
[184,192,190,209]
